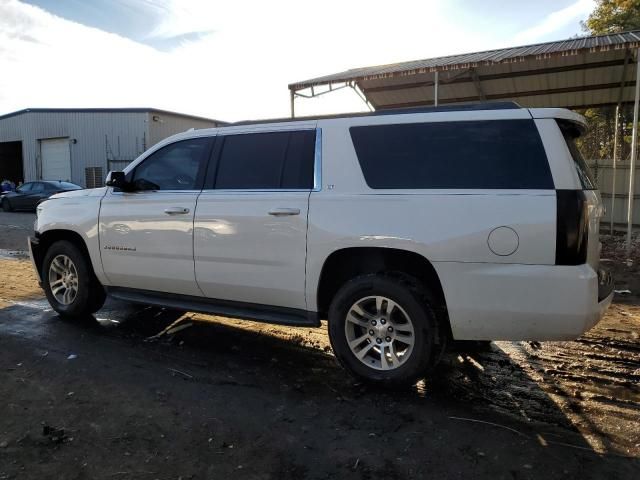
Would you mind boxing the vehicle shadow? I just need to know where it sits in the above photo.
[1,298,637,464]
[89,300,638,458]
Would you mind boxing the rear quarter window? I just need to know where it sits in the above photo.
[349,119,553,189]
[558,121,596,190]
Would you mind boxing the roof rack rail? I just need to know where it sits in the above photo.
[232,101,521,126]
[375,101,521,114]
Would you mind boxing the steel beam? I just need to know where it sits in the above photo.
[611,50,630,233]
[362,58,628,94]
[379,81,637,109]
[470,68,486,101]
[611,105,620,233]
[290,89,295,118]
[627,49,640,255]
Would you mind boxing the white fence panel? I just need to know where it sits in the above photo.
[588,159,640,229]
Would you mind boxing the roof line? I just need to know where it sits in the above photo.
[0,107,227,124]
[289,29,640,90]
[230,102,522,126]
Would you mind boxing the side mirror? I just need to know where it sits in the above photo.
[105,171,130,191]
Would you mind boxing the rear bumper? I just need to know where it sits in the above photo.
[435,262,614,341]
[28,235,43,285]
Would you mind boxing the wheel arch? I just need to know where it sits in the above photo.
[316,247,451,337]
[34,230,96,279]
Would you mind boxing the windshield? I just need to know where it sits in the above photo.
[558,120,597,190]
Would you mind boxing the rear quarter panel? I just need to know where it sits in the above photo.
[306,113,557,312]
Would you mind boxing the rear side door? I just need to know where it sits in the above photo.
[194,126,318,310]
[99,136,214,296]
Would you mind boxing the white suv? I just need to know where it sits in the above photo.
[29,102,613,386]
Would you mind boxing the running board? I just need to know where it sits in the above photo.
[106,287,320,327]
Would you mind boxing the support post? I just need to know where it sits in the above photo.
[290,89,295,119]
[470,68,487,101]
[626,48,640,256]
[612,49,630,234]
[434,71,439,106]
[611,105,620,234]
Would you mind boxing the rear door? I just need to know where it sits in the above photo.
[194,126,317,309]
[99,136,213,296]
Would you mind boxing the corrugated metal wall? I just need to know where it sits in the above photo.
[0,111,147,186]
[0,110,220,187]
[147,112,219,146]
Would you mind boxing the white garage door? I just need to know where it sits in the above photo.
[41,138,71,181]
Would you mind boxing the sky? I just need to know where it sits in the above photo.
[0,0,596,122]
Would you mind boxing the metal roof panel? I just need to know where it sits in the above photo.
[290,30,640,91]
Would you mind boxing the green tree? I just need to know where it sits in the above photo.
[577,1,640,170]
[584,0,640,34]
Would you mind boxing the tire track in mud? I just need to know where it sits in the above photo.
[433,308,640,457]
[1,257,639,459]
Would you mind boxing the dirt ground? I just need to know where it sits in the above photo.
[0,214,638,479]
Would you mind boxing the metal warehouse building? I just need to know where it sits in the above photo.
[0,108,225,188]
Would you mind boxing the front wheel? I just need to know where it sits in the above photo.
[328,274,440,387]
[1,198,12,212]
[42,240,106,318]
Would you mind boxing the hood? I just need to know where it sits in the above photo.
[49,187,108,199]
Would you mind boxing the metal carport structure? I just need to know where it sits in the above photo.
[289,30,640,255]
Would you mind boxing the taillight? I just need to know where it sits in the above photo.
[555,190,588,265]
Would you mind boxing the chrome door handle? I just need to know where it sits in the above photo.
[268,207,300,216]
[164,207,190,215]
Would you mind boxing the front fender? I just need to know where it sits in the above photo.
[35,191,108,285]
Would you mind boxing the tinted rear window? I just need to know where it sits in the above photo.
[557,121,596,190]
[349,120,553,189]
[214,131,315,189]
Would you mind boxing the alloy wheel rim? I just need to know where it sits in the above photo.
[48,254,79,305]
[344,295,415,371]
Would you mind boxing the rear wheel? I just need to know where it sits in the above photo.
[42,240,106,318]
[328,274,441,387]
[1,198,12,212]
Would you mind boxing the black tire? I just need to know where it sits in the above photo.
[42,240,106,318]
[1,198,12,212]
[328,274,441,388]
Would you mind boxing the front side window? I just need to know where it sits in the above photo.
[31,182,44,193]
[131,137,210,191]
[350,120,554,190]
[213,130,315,189]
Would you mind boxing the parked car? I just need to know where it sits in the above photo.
[28,102,613,387]
[1,181,81,212]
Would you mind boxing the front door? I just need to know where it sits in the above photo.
[25,182,48,209]
[194,127,317,310]
[11,182,34,209]
[99,136,213,296]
